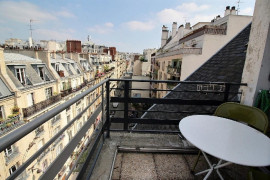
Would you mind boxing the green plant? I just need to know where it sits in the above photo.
[8,114,15,119]
[6,123,12,128]
[0,118,3,123]
[12,106,20,114]
[53,92,58,96]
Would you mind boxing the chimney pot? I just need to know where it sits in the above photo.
[226,6,230,10]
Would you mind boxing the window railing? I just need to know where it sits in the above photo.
[22,94,62,118]
[0,79,247,180]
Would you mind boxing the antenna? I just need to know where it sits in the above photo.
[29,19,39,39]
[183,17,189,23]
[236,0,244,15]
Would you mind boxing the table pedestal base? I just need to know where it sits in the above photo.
[195,151,232,180]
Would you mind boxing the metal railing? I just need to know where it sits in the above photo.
[22,94,62,118]
[0,79,247,180]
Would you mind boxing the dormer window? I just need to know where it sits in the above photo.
[15,68,26,85]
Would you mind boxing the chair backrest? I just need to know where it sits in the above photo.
[214,102,269,134]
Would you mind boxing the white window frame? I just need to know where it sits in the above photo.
[5,146,13,156]
[55,63,60,72]
[15,68,26,85]
[0,105,5,119]
[45,87,53,100]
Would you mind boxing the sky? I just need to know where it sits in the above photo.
[0,0,255,53]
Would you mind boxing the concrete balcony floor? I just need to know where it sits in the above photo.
[85,132,249,180]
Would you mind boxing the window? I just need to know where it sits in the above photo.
[38,67,45,80]
[67,115,71,124]
[133,93,141,98]
[15,68,26,85]
[56,143,63,156]
[27,93,35,106]
[5,146,13,156]
[37,139,45,150]
[68,130,73,141]
[9,165,17,175]
[42,159,48,172]
[45,87,52,99]
[55,64,60,72]
[54,126,61,135]
[0,105,5,119]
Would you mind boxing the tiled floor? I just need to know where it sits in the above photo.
[112,152,249,180]
[88,132,249,180]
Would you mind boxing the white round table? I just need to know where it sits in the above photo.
[179,115,270,179]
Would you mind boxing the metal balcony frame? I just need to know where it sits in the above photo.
[0,79,247,180]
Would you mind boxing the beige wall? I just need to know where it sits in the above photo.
[131,76,150,98]
[241,0,270,106]
[133,60,142,76]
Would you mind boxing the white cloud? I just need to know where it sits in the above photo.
[126,21,155,31]
[157,2,211,24]
[176,3,210,12]
[240,7,253,15]
[36,29,74,40]
[57,11,75,18]
[88,22,114,34]
[105,22,114,28]
[0,1,57,23]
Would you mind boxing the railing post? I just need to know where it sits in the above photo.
[106,80,110,138]
[223,83,231,102]
[101,84,105,141]
[124,80,129,130]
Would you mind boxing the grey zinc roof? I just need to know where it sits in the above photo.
[4,53,42,63]
[0,77,13,98]
[140,24,251,130]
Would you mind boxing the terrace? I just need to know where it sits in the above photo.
[0,79,251,180]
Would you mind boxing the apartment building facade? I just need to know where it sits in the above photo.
[154,6,253,98]
[0,47,126,180]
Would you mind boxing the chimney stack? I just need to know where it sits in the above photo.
[185,22,191,29]
[161,25,169,47]
[231,6,236,15]
[225,6,231,16]
[172,22,177,37]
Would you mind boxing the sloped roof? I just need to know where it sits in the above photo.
[140,24,251,130]
[0,77,13,98]
[4,53,42,62]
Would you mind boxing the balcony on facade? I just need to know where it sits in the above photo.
[22,94,62,118]
[0,115,24,137]
[0,79,250,180]
[156,47,202,59]
[179,25,227,44]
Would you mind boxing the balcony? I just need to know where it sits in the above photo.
[0,79,249,180]
[179,25,227,44]
[167,65,181,77]
[22,94,62,118]
[156,47,202,58]
[0,115,24,137]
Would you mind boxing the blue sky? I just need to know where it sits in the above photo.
[0,0,255,53]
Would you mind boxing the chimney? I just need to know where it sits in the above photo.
[0,48,7,75]
[216,15,221,20]
[224,6,231,16]
[61,52,65,59]
[185,22,191,29]
[231,6,236,15]
[178,25,185,39]
[161,25,169,47]
[172,22,177,37]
